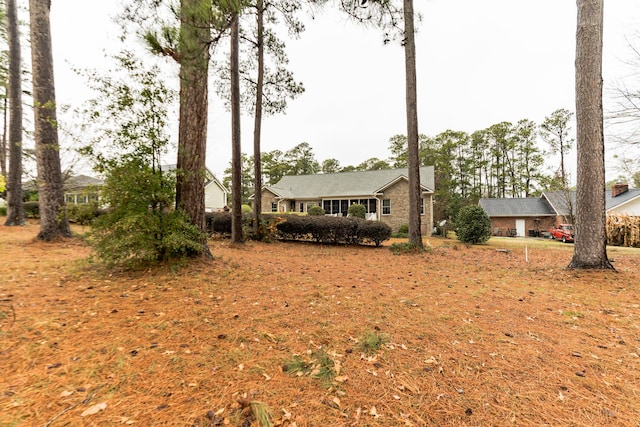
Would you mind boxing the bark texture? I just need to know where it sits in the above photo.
[230,12,244,243]
[252,0,265,237]
[404,0,422,247]
[29,0,71,240]
[568,0,612,269]
[177,0,212,257]
[4,0,25,226]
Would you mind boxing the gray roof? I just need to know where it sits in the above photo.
[160,164,214,182]
[64,175,104,191]
[544,189,640,213]
[481,188,640,218]
[541,191,576,216]
[265,167,435,199]
[605,188,640,210]
[479,197,556,217]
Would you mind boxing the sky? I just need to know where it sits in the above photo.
[49,0,640,182]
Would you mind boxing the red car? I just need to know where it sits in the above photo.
[549,224,575,243]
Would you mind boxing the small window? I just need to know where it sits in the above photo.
[299,203,304,213]
[382,199,391,215]
[420,198,425,215]
[271,202,277,212]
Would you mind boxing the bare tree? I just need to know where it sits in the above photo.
[568,0,612,269]
[29,0,71,240]
[4,0,24,226]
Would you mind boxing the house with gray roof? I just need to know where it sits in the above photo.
[160,164,229,212]
[478,197,557,237]
[64,175,104,205]
[61,166,229,212]
[260,167,435,233]
[479,183,640,237]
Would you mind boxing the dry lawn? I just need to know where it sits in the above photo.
[1,220,639,426]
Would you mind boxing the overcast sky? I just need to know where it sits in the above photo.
[50,0,640,181]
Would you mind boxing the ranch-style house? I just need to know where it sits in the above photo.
[259,166,435,234]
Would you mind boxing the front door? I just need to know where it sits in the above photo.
[516,219,525,237]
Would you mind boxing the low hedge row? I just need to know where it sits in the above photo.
[11,202,105,224]
[205,212,391,246]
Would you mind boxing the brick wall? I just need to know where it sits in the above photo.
[381,181,432,234]
[490,217,556,236]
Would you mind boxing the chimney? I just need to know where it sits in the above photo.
[611,183,629,197]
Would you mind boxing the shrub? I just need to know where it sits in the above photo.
[0,206,6,216]
[88,162,205,267]
[206,211,391,246]
[67,203,100,225]
[241,204,252,215]
[357,220,392,246]
[24,201,39,218]
[347,203,366,219]
[454,205,491,244]
[308,205,325,216]
[206,211,232,235]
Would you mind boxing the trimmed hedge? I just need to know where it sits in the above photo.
[24,201,39,218]
[205,212,391,246]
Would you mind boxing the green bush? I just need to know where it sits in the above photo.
[0,206,6,216]
[88,162,205,267]
[307,205,325,216]
[24,201,39,218]
[347,203,366,219]
[241,204,253,215]
[357,220,392,246]
[205,212,392,246]
[454,205,491,244]
[67,203,100,225]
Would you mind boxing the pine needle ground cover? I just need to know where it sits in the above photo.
[1,220,639,426]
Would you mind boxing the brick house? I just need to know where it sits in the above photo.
[479,183,640,237]
[259,167,435,234]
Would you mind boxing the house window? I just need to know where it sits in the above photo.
[421,198,425,215]
[340,200,349,216]
[382,199,391,215]
[299,203,304,213]
[271,202,277,212]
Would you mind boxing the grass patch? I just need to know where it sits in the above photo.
[358,330,389,354]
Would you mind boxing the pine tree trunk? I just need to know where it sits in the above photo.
[568,0,612,269]
[29,0,70,240]
[4,0,25,226]
[404,0,422,247]
[230,12,244,243]
[177,0,212,257]
[252,0,265,237]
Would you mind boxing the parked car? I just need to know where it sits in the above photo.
[549,223,575,243]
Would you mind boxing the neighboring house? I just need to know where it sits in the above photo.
[64,175,104,204]
[605,183,640,215]
[478,197,556,237]
[160,164,229,212]
[260,167,435,234]
[479,183,640,237]
[62,165,229,212]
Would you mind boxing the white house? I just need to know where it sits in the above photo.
[161,164,229,212]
